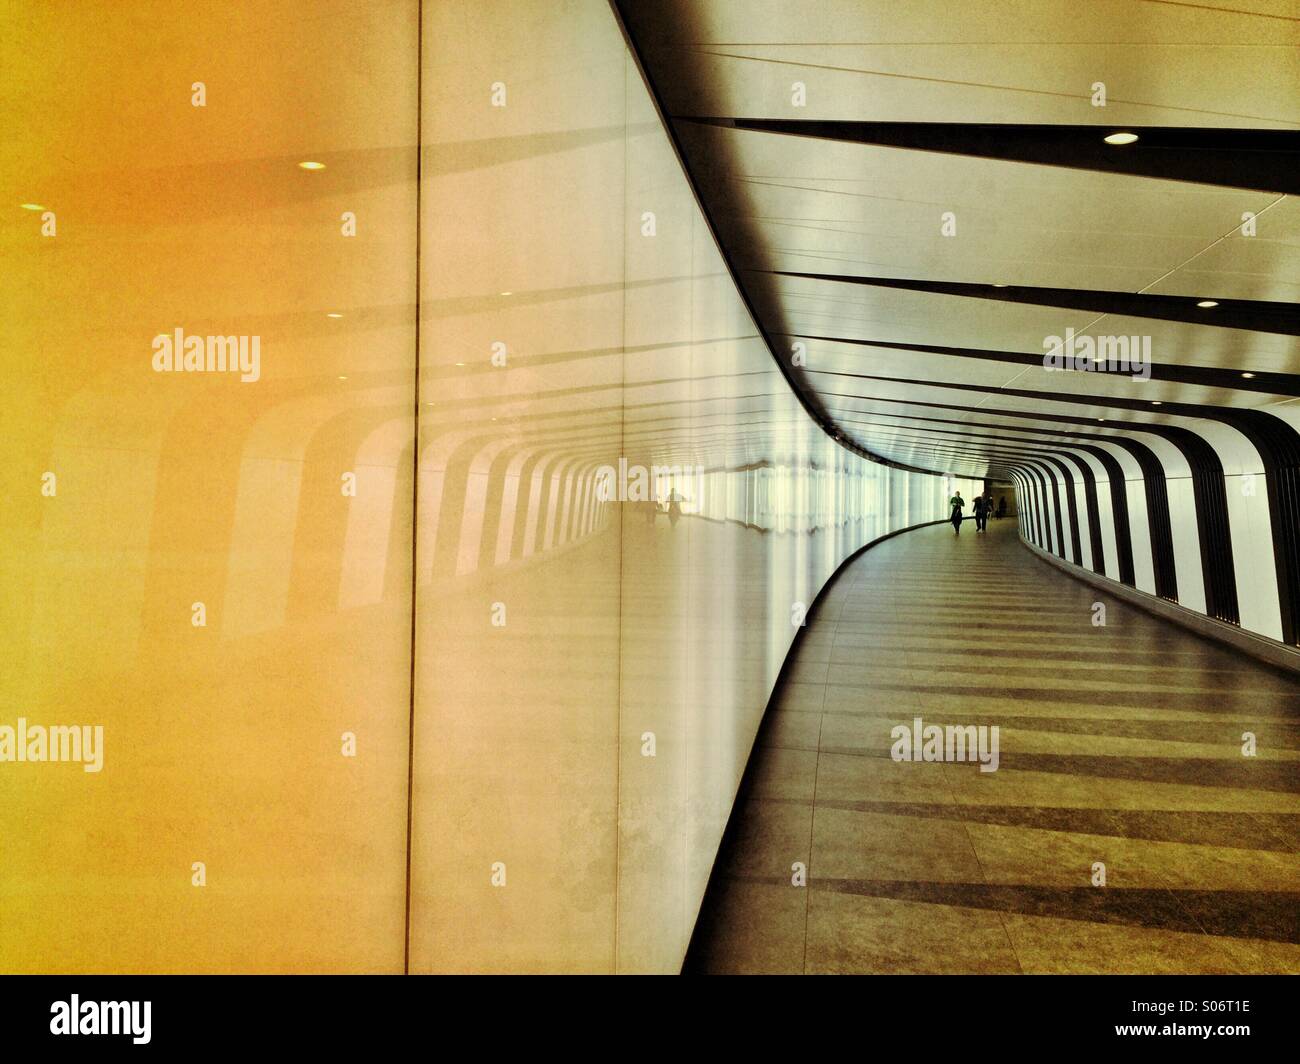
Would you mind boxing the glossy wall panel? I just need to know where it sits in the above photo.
[409,0,978,973]
[0,1,418,972]
[5,0,977,976]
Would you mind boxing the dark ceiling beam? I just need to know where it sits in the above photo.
[675,119,1300,195]
[785,334,1300,395]
[769,274,1300,336]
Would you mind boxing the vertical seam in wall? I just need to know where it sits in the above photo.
[402,0,423,977]
[612,46,628,975]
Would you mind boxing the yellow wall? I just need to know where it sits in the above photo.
[1,0,971,974]
[0,0,419,973]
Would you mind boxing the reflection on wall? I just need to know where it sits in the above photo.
[4,0,981,976]
[1,1,419,972]
[410,0,980,973]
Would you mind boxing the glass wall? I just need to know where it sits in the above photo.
[2,0,977,976]
[411,0,975,973]
[1,1,419,972]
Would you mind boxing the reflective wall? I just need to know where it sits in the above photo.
[3,0,977,976]
[1,0,418,972]
[411,0,978,973]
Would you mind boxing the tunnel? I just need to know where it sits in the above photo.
[3,0,1299,990]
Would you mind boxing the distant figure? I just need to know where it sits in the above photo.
[665,489,686,528]
[996,495,1007,520]
[949,491,965,535]
[972,494,989,533]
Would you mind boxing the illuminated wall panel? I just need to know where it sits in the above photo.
[409,0,975,974]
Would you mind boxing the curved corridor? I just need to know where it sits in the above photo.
[686,518,1300,974]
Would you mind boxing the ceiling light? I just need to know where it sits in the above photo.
[1104,131,1139,146]
[499,291,513,296]
[455,362,466,366]
[337,375,348,380]
[19,202,44,211]
[1242,372,1256,379]
[326,312,343,318]
[991,283,1008,288]
[1151,400,1162,405]
[298,161,326,171]
[1197,300,1218,308]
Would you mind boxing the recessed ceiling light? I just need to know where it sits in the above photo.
[337,375,348,380]
[1151,400,1162,405]
[455,362,466,366]
[1242,372,1256,379]
[298,161,326,171]
[19,202,44,211]
[326,312,343,318]
[1104,131,1139,146]
[992,283,1008,288]
[1197,300,1219,308]
[1097,418,1106,423]
[499,291,513,296]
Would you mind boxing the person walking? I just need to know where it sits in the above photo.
[973,494,989,533]
[996,495,1007,520]
[949,491,965,535]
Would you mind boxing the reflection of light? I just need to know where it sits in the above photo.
[1104,131,1138,145]
[1196,300,1218,308]
[20,203,44,210]
[298,161,326,170]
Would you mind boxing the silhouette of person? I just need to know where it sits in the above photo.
[666,489,686,528]
[949,491,965,535]
[973,494,989,532]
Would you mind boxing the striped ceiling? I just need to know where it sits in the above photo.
[616,0,1300,480]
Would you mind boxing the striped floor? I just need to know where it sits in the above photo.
[685,518,1300,974]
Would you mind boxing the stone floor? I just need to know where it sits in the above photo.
[684,518,1300,974]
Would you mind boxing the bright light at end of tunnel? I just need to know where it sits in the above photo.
[298,161,327,171]
[1104,131,1139,145]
